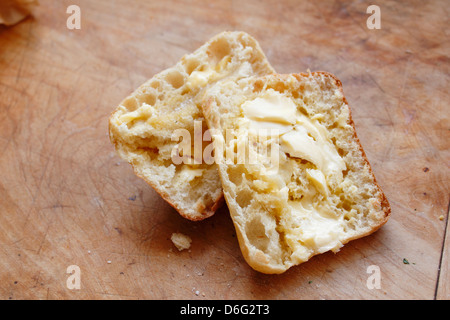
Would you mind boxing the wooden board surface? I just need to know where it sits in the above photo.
[0,0,448,300]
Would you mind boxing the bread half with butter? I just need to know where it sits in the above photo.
[202,72,390,273]
[109,31,275,221]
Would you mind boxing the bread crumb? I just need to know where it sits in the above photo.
[171,233,192,251]
[439,215,444,221]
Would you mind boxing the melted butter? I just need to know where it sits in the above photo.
[118,103,154,124]
[186,68,216,88]
[306,169,328,197]
[280,120,345,181]
[241,89,296,135]
[186,55,231,89]
[287,198,345,262]
[240,89,346,184]
[177,166,204,183]
[238,89,347,260]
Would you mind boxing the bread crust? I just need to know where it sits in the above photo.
[310,72,391,229]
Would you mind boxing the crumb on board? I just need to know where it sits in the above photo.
[171,233,192,251]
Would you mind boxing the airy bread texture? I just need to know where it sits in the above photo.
[109,31,275,221]
[202,72,390,273]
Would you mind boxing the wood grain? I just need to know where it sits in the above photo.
[0,0,448,300]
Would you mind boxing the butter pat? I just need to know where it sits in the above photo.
[286,201,345,259]
[240,88,346,194]
[240,89,345,182]
[178,166,204,182]
[237,88,348,260]
[241,89,296,134]
[281,126,321,165]
[118,103,154,124]
[306,169,329,197]
[187,68,216,88]
[280,121,345,180]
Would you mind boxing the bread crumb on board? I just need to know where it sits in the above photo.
[171,233,192,251]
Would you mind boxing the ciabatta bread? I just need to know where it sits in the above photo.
[202,72,390,273]
[109,31,275,221]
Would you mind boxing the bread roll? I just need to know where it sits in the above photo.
[202,72,390,273]
[109,31,275,221]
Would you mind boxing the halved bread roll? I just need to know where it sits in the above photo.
[202,72,390,273]
[109,31,275,221]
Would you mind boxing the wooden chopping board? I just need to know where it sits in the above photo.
[0,0,448,300]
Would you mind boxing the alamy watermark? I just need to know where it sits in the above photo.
[366,265,382,290]
[66,265,81,290]
[64,264,381,291]
[366,5,381,29]
[64,5,381,31]
[170,121,281,168]
[66,5,81,30]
